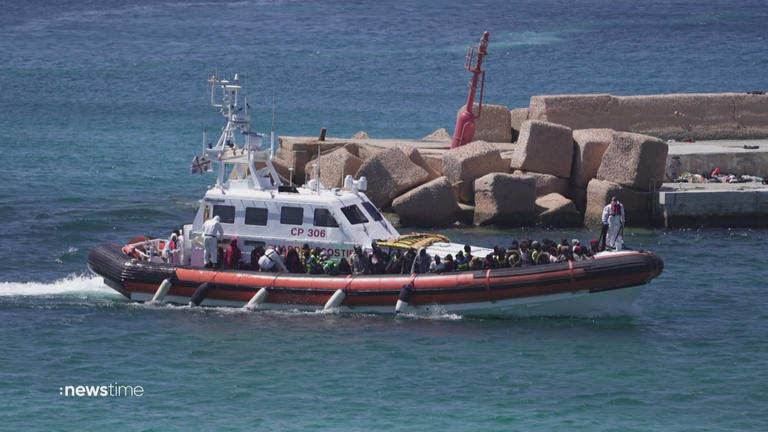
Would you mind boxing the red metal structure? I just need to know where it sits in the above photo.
[451,31,490,149]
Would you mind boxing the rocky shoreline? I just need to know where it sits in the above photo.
[269,92,768,228]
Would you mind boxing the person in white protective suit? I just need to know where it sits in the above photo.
[258,246,289,272]
[601,197,626,251]
[202,215,224,267]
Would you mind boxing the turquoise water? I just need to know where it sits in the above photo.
[2,0,768,429]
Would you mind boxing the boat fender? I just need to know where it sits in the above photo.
[151,278,173,303]
[245,287,270,310]
[189,282,212,307]
[323,288,347,310]
[395,284,413,314]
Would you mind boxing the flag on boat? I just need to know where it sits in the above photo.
[190,155,212,174]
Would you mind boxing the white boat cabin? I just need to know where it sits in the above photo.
[179,72,403,267]
[182,170,401,267]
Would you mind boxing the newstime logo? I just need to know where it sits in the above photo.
[60,383,144,397]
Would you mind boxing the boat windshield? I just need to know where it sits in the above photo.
[314,208,339,227]
[361,201,384,222]
[340,205,369,225]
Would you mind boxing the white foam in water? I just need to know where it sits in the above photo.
[0,274,115,298]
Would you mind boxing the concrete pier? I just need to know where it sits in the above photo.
[657,182,768,228]
[665,139,768,180]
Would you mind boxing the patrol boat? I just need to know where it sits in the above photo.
[87,73,664,316]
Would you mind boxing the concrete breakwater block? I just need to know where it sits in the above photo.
[458,103,513,143]
[395,143,441,181]
[277,136,350,181]
[392,177,461,227]
[596,132,668,191]
[271,156,294,184]
[528,93,768,141]
[356,147,431,209]
[473,173,537,226]
[420,151,444,176]
[357,144,383,161]
[511,170,569,198]
[510,108,529,142]
[343,143,361,158]
[304,148,364,189]
[569,184,588,217]
[442,140,509,183]
[453,180,474,203]
[535,193,583,228]
[571,128,614,188]
[528,94,613,129]
[511,120,574,179]
[584,179,651,226]
[423,128,452,140]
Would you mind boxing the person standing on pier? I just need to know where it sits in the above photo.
[601,197,626,251]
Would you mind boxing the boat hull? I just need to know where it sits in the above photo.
[88,243,664,317]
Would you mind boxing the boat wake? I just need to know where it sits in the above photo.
[0,274,117,298]
[130,300,464,321]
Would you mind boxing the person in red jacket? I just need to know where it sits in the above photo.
[224,237,242,269]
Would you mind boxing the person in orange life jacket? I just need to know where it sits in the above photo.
[224,237,242,269]
[601,196,626,251]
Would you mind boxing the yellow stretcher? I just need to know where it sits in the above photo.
[376,232,451,250]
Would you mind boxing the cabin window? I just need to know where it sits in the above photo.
[361,201,384,222]
[280,206,304,225]
[314,208,339,227]
[213,205,236,224]
[340,205,369,225]
[245,207,269,226]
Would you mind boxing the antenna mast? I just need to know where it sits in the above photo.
[271,85,276,156]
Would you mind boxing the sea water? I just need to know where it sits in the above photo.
[1,0,768,430]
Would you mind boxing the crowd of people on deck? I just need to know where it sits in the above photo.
[192,236,604,275]
[162,196,629,274]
